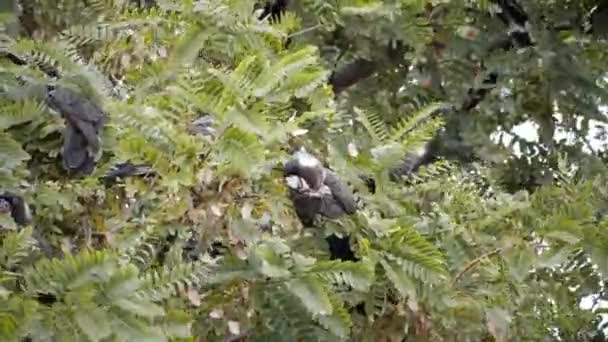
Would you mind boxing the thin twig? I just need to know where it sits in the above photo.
[450,248,502,287]
[583,136,596,155]
[288,24,321,38]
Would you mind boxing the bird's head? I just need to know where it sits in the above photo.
[44,84,62,112]
[283,148,319,174]
[283,148,325,191]
[285,175,304,190]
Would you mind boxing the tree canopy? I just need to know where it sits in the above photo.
[2,0,608,341]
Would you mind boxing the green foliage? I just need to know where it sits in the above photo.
[1,0,608,341]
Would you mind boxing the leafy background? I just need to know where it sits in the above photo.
[2,0,608,341]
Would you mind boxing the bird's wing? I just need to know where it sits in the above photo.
[51,88,107,124]
[71,119,100,151]
[322,170,357,215]
[499,0,528,25]
[62,124,89,170]
[76,155,96,175]
[290,191,322,227]
[319,194,347,219]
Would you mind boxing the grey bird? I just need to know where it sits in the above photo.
[45,85,107,176]
[283,149,357,226]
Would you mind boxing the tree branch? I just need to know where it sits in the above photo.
[450,248,502,287]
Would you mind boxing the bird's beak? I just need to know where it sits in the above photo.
[285,175,301,189]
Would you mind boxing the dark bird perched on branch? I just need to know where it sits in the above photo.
[0,192,32,226]
[494,0,532,47]
[586,1,608,38]
[325,234,358,261]
[255,0,292,48]
[256,0,289,23]
[45,85,107,176]
[283,148,357,226]
[496,0,528,26]
[284,149,359,261]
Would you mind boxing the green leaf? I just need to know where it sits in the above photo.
[590,246,608,278]
[308,260,375,292]
[287,276,333,316]
[0,213,18,231]
[0,285,11,299]
[1,226,36,269]
[486,307,511,342]
[317,295,352,338]
[341,2,384,15]
[106,272,143,300]
[544,230,581,244]
[110,313,168,342]
[254,240,292,278]
[0,133,30,170]
[380,259,416,300]
[536,247,574,269]
[161,310,192,338]
[114,298,165,318]
[67,260,116,290]
[75,307,112,342]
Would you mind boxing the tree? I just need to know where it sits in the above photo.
[1,0,608,341]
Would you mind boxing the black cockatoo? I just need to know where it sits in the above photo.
[495,0,532,47]
[45,85,107,176]
[257,0,288,22]
[0,192,32,226]
[283,149,359,261]
[283,148,357,226]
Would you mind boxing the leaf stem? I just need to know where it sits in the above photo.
[450,248,502,287]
